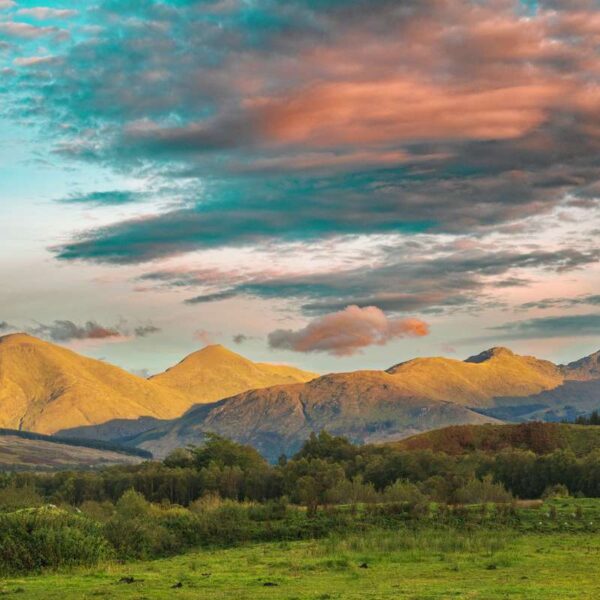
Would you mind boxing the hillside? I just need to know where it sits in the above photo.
[71,345,600,461]
[150,344,317,403]
[131,370,499,460]
[391,422,600,457]
[0,335,316,438]
[0,431,146,471]
[0,333,192,434]
[561,350,600,381]
[386,347,563,408]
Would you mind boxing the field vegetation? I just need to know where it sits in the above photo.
[2,425,600,598]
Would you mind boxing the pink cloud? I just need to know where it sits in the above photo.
[268,305,429,356]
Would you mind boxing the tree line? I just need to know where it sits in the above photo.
[3,430,600,510]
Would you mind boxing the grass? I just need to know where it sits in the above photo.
[2,498,600,599]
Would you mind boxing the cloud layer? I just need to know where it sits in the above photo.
[1,0,598,267]
[268,305,429,356]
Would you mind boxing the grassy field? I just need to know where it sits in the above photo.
[2,504,600,599]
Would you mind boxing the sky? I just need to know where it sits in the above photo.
[0,0,599,375]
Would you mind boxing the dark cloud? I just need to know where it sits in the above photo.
[134,324,161,337]
[232,334,251,344]
[59,190,147,206]
[519,294,600,311]
[24,319,161,343]
[30,320,124,342]
[488,314,600,339]
[146,244,599,315]
[2,0,599,265]
[185,289,239,304]
[0,321,15,332]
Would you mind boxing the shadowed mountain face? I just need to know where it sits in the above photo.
[122,346,600,461]
[561,350,600,381]
[130,371,500,460]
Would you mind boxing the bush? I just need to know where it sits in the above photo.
[0,507,111,575]
[0,484,43,512]
[454,476,513,504]
[542,484,570,500]
[383,480,426,504]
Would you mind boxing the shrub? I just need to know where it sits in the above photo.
[454,476,513,504]
[0,507,111,575]
[0,484,43,512]
[542,484,570,500]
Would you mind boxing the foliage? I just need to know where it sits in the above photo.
[0,507,111,575]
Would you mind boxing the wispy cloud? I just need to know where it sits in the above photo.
[488,314,600,340]
[17,7,78,19]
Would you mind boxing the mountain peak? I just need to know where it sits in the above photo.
[0,332,40,345]
[179,344,248,367]
[464,347,515,364]
[151,344,317,404]
[562,350,600,381]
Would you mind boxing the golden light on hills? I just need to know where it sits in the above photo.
[0,334,316,436]
[150,344,318,403]
[0,333,192,434]
[386,347,563,407]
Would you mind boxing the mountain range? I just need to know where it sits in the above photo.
[0,332,599,462]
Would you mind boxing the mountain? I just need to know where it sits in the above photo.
[124,346,600,460]
[0,333,192,434]
[386,347,562,408]
[149,344,317,403]
[130,370,500,460]
[0,334,316,438]
[391,422,600,457]
[561,350,600,381]
[0,429,147,471]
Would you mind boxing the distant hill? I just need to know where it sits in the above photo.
[130,370,500,460]
[0,333,192,434]
[386,347,563,408]
[561,350,600,381]
[3,333,599,462]
[121,346,600,460]
[390,422,600,457]
[150,344,317,404]
[0,334,316,439]
[0,429,147,471]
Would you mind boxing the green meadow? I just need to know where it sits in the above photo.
[2,499,600,599]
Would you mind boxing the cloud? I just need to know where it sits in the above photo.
[268,305,429,356]
[30,320,125,343]
[185,290,239,304]
[0,0,593,268]
[488,314,600,340]
[17,7,78,19]
[520,294,600,311]
[13,55,57,67]
[0,0,15,8]
[134,324,161,337]
[144,241,599,316]
[0,321,15,332]
[58,190,148,206]
[0,21,67,39]
[25,319,161,343]
[233,334,256,344]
